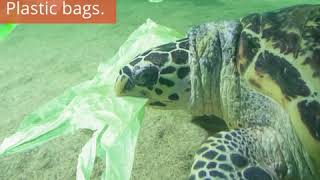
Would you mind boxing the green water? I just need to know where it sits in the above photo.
[0,0,319,179]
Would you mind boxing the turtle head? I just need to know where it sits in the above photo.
[115,38,192,109]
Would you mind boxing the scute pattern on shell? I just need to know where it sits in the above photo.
[237,4,320,171]
[238,4,320,76]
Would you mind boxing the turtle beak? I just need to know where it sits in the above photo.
[114,74,135,96]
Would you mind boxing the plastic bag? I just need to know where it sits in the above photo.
[0,19,182,180]
[148,0,163,3]
[0,24,16,40]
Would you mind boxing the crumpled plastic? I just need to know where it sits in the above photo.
[0,24,16,40]
[0,19,182,180]
[148,0,163,3]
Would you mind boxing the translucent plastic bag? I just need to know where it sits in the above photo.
[0,24,16,40]
[0,19,181,180]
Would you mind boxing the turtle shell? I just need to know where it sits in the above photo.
[237,4,320,170]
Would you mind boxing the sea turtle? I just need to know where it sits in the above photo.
[114,4,320,180]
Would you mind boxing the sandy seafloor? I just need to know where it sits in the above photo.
[0,0,318,179]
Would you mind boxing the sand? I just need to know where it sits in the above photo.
[0,0,318,179]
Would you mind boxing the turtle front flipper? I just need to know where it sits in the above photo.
[189,127,288,180]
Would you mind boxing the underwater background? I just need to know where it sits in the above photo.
[0,0,319,179]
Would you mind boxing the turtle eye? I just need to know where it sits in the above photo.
[121,66,132,77]
[133,65,159,87]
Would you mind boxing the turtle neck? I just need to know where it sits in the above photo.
[187,20,241,121]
